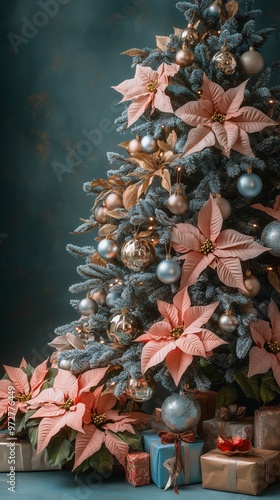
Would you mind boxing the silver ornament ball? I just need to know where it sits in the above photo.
[161,393,201,433]
[156,259,181,284]
[219,312,238,332]
[167,192,189,215]
[126,375,156,402]
[106,310,142,345]
[59,359,73,371]
[237,172,262,198]
[261,221,280,257]
[209,2,222,16]
[104,192,124,210]
[121,238,156,272]
[106,289,122,309]
[141,135,158,154]
[213,196,231,220]
[240,47,265,76]
[78,297,98,316]
[97,238,119,260]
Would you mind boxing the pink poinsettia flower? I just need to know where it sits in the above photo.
[175,73,277,157]
[172,195,269,290]
[0,358,48,419]
[112,62,179,127]
[135,287,226,386]
[248,299,280,386]
[74,389,150,470]
[252,194,280,220]
[27,367,108,454]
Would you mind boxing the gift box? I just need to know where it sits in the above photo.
[125,451,150,487]
[201,448,280,495]
[185,389,217,437]
[0,434,60,472]
[202,416,254,452]
[142,430,203,489]
[254,406,280,450]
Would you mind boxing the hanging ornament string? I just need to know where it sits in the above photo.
[165,240,172,259]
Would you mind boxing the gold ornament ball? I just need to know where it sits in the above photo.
[89,289,107,306]
[126,375,156,402]
[239,275,261,298]
[175,48,194,67]
[94,205,108,224]
[219,312,238,333]
[106,310,142,345]
[167,193,189,215]
[105,192,124,210]
[212,49,237,75]
[128,138,142,154]
[213,196,231,220]
[121,238,156,272]
[181,23,199,46]
[240,47,265,75]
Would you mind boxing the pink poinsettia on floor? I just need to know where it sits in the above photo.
[27,367,108,453]
[175,73,277,157]
[0,358,48,419]
[73,388,150,470]
[112,63,179,127]
[171,195,269,290]
[252,194,280,220]
[135,287,226,386]
[248,299,280,385]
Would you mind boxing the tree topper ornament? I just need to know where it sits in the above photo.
[175,73,277,157]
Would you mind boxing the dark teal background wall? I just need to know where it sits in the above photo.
[0,0,279,370]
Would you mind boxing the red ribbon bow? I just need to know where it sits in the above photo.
[158,430,195,494]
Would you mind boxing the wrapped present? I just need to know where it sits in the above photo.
[254,405,280,450]
[202,415,254,452]
[185,389,217,437]
[142,430,203,489]
[201,448,280,495]
[125,451,150,487]
[0,434,60,472]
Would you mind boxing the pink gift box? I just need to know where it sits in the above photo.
[125,451,150,487]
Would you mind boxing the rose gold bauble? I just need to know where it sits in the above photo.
[239,275,261,298]
[94,205,108,223]
[105,192,124,210]
[175,48,194,67]
[89,289,107,306]
[128,138,142,154]
[167,193,189,215]
[240,47,264,75]
[213,196,231,220]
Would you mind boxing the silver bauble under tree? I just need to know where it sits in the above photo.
[126,375,156,402]
[97,238,119,260]
[78,297,98,316]
[140,135,158,154]
[121,238,155,271]
[219,311,238,332]
[104,192,124,210]
[213,196,231,220]
[106,310,142,345]
[59,358,73,371]
[240,47,265,75]
[156,259,181,284]
[167,192,189,215]
[161,393,201,433]
[237,172,262,198]
[106,289,122,309]
[261,221,280,257]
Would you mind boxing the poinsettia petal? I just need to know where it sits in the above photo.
[251,203,280,220]
[175,99,213,126]
[173,288,191,325]
[53,370,78,400]
[73,425,104,470]
[248,347,272,377]
[154,90,174,114]
[198,195,223,242]
[183,126,216,156]
[268,300,280,342]
[78,367,108,394]
[165,348,193,386]
[127,94,153,128]
[0,399,8,418]
[105,431,129,468]
[96,392,116,415]
[135,64,158,84]
[198,329,227,352]
[180,252,213,288]
[250,319,271,346]
[172,223,203,252]
[215,257,245,290]
[141,340,176,373]
[231,128,254,156]
[176,334,205,357]
[28,388,64,408]
[271,356,280,386]
[215,230,269,260]
[230,106,277,133]
[157,62,180,79]
[220,80,248,116]
[3,366,29,394]
[31,406,65,419]
[183,302,219,331]
[30,359,48,394]
[157,300,178,328]
[212,122,230,157]
[143,320,172,340]
[37,405,84,454]
[224,122,239,150]
[106,422,135,434]
[0,379,12,398]
[19,358,27,368]
[201,73,225,107]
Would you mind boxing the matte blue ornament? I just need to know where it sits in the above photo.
[156,259,181,284]
[97,238,119,260]
[261,221,280,257]
[237,172,262,198]
[106,290,122,309]
[161,393,201,433]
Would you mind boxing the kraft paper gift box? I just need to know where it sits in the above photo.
[254,406,280,450]
[0,434,60,472]
[201,448,280,495]
[202,416,254,452]
[125,451,150,487]
[142,430,203,489]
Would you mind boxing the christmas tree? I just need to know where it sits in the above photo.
[1,0,280,478]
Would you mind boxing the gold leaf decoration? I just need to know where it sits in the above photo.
[121,48,149,57]
[156,35,170,51]
[91,251,107,267]
[225,0,239,19]
[98,224,118,237]
[268,269,280,293]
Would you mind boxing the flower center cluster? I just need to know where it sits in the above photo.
[60,398,74,411]
[200,239,215,255]
[170,325,184,339]
[146,80,158,93]
[265,341,280,355]
[14,393,31,402]
[92,412,107,427]
[211,112,226,124]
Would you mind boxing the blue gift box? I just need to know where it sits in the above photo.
[142,430,203,489]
